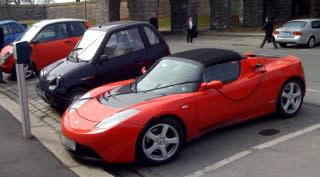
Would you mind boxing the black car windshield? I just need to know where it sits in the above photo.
[69,30,106,62]
[136,58,202,94]
[281,21,307,28]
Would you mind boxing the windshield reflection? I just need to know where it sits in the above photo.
[136,58,202,94]
[16,25,41,42]
[69,30,106,62]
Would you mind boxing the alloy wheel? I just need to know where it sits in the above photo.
[24,64,33,79]
[280,81,302,115]
[142,123,180,161]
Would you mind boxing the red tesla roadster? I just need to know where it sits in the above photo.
[61,48,305,164]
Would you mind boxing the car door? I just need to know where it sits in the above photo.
[311,20,320,43]
[142,25,169,68]
[30,22,75,70]
[96,27,146,84]
[195,60,265,131]
[1,23,15,46]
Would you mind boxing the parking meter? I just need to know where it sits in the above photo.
[13,41,32,64]
[13,41,32,138]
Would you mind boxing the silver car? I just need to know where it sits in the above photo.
[274,19,320,48]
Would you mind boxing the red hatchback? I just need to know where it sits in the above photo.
[0,18,91,79]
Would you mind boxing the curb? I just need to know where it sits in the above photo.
[0,92,114,177]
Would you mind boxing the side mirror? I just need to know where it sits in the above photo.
[100,54,108,61]
[141,66,147,74]
[199,80,224,91]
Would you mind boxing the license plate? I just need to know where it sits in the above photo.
[280,31,291,36]
[61,134,76,151]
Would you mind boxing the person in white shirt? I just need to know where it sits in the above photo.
[186,16,196,43]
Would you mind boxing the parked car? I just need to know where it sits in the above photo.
[36,21,170,109]
[0,18,91,79]
[60,48,305,164]
[0,20,26,46]
[274,18,320,48]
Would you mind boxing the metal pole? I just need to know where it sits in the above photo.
[16,64,32,138]
[84,0,87,20]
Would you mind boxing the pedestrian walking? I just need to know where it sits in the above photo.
[149,12,158,30]
[260,16,277,49]
[186,16,197,43]
[0,27,6,83]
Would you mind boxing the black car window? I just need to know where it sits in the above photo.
[11,23,24,33]
[311,21,320,29]
[1,24,14,35]
[144,26,160,45]
[203,61,240,83]
[68,22,86,37]
[104,28,144,59]
[34,23,68,42]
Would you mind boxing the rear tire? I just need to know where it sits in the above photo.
[279,43,287,48]
[307,37,315,48]
[277,79,304,118]
[136,117,185,165]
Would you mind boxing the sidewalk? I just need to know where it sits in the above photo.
[0,105,77,177]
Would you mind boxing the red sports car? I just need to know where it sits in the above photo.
[61,48,305,164]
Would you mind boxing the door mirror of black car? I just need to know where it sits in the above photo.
[199,80,224,91]
[100,54,108,61]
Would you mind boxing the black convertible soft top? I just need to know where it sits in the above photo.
[170,48,245,66]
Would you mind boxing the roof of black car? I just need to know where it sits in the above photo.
[169,48,245,66]
[90,21,149,32]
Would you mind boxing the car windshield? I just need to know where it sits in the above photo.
[15,25,41,42]
[69,30,106,62]
[281,21,307,28]
[136,58,202,94]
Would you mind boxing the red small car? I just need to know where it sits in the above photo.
[61,48,305,165]
[0,18,91,79]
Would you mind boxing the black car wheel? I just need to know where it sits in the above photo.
[279,43,287,48]
[277,79,304,117]
[67,88,88,104]
[307,37,315,48]
[137,117,185,165]
[11,62,35,80]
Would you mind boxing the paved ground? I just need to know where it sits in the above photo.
[0,32,320,177]
[0,105,77,177]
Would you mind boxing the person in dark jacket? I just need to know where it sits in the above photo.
[260,16,277,49]
[186,16,197,43]
[0,27,6,83]
[149,12,158,30]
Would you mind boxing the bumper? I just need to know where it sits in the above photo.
[35,81,69,108]
[274,35,307,44]
[61,112,143,163]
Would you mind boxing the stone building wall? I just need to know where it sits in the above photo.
[0,4,46,20]
[243,0,263,26]
[46,2,96,20]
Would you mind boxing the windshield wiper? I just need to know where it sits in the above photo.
[142,81,201,93]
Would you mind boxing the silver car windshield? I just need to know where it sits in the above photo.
[136,58,202,93]
[16,25,41,42]
[70,30,106,62]
[282,21,307,28]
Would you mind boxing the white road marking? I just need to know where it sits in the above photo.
[185,123,320,177]
[184,151,252,177]
[307,88,320,93]
[253,123,320,149]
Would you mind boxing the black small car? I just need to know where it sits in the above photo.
[36,21,170,108]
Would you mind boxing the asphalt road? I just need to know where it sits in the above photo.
[2,34,320,177]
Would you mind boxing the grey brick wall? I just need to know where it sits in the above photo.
[0,4,47,21]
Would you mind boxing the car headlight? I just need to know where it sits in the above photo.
[95,109,140,129]
[49,75,62,90]
[39,68,48,78]
[68,92,91,113]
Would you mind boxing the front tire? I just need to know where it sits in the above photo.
[277,79,304,117]
[137,117,185,165]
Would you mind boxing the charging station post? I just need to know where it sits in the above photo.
[13,41,32,138]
